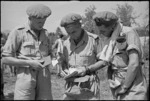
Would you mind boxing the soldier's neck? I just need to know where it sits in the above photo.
[30,27,41,39]
[29,22,41,38]
[74,29,84,45]
[33,29,40,35]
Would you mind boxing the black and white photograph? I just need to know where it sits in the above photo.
[1,1,149,100]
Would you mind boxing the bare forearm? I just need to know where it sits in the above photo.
[124,63,139,88]
[88,60,107,72]
[123,49,139,88]
[2,57,30,67]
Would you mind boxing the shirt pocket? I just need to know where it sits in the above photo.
[21,41,35,56]
[79,50,94,65]
[80,49,93,57]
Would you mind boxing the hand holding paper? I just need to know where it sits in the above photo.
[64,68,78,79]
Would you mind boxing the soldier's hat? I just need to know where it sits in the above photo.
[60,13,82,27]
[93,11,118,27]
[26,4,51,18]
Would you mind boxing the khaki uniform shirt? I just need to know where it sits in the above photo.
[63,30,100,98]
[2,23,52,59]
[2,23,53,100]
[63,30,99,67]
[98,26,147,100]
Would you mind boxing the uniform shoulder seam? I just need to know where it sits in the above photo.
[14,25,25,30]
[86,31,98,39]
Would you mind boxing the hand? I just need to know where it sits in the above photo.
[27,60,44,70]
[62,69,70,78]
[64,68,78,79]
[115,85,128,97]
[64,69,70,74]
[60,70,68,78]
[108,79,120,89]
[76,66,86,77]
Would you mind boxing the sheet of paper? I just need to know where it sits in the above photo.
[52,59,58,67]
[42,56,52,67]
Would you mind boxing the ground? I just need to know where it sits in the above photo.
[2,60,149,100]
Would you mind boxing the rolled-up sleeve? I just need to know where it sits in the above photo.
[126,29,143,58]
[2,29,22,57]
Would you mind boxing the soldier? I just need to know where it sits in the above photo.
[2,4,53,100]
[52,34,64,77]
[92,11,147,100]
[60,13,109,100]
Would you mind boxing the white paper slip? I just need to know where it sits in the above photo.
[52,59,58,67]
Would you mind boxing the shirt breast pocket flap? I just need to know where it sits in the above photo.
[23,42,35,48]
[80,51,93,57]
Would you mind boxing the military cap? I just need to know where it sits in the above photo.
[93,11,118,27]
[26,4,51,18]
[60,13,82,27]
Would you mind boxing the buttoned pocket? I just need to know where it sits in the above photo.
[79,49,96,65]
[21,41,35,55]
[79,50,93,65]
[79,52,91,63]
[80,50,93,57]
